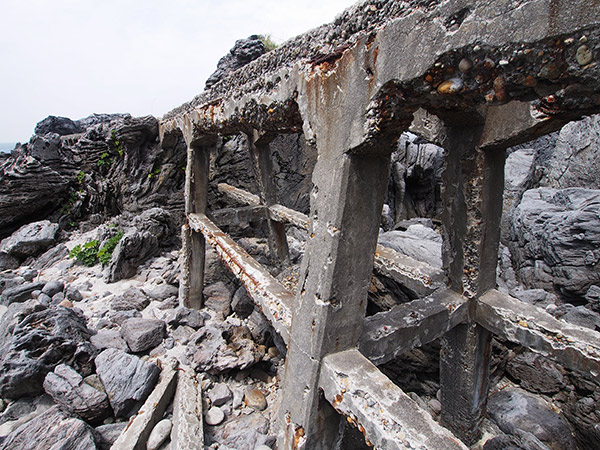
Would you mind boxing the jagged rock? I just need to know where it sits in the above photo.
[0,221,59,264]
[93,422,127,450]
[0,282,45,306]
[483,433,550,450]
[0,306,97,399]
[487,387,577,450]
[43,364,109,422]
[501,148,537,244]
[106,309,142,326]
[95,348,160,418]
[378,224,442,268]
[205,36,266,89]
[509,188,600,302]
[105,208,175,283]
[586,285,600,312]
[208,383,232,407]
[147,418,172,450]
[65,286,83,302]
[30,244,69,270]
[110,287,149,311]
[553,304,600,331]
[89,329,128,351]
[0,273,23,295]
[120,318,166,353]
[231,286,254,318]
[506,352,565,394]
[540,114,600,190]
[166,306,203,329]
[0,405,96,450]
[563,395,600,450]
[34,116,84,136]
[203,282,233,318]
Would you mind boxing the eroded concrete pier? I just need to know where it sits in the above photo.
[163,0,600,447]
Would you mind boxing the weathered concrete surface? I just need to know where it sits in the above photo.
[210,205,267,227]
[170,367,203,450]
[110,363,178,450]
[359,289,468,365]
[320,349,467,450]
[476,289,600,384]
[188,213,293,342]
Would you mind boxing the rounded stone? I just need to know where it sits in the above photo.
[437,77,463,95]
[458,58,472,73]
[576,45,593,65]
[205,406,225,426]
[147,418,172,450]
[244,388,267,411]
[428,398,442,414]
[42,280,64,297]
[59,299,74,308]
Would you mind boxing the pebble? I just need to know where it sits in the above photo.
[437,77,463,94]
[428,398,442,415]
[42,280,64,297]
[147,418,172,450]
[244,388,267,411]
[59,299,74,308]
[205,406,225,426]
[576,45,593,65]
[458,57,472,73]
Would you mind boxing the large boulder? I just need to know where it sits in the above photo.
[120,318,166,353]
[95,348,160,418]
[0,306,97,399]
[43,364,110,422]
[0,405,96,450]
[0,221,59,268]
[509,188,600,302]
[378,223,442,268]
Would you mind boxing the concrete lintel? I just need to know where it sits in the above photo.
[477,289,600,383]
[320,349,468,450]
[171,367,203,450]
[188,213,293,342]
[111,363,178,450]
[210,205,268,226]
[218,182,443,295]
[359,289,468,366]
[218,182,260,206]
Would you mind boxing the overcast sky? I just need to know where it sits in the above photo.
[0,0,357,143]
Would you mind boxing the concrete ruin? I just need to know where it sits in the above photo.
[160,0,600,448]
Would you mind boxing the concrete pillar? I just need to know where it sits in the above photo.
[278,144,393,449]
[245,130,290,267]
[179,136,215,309]
[437,119,505,444]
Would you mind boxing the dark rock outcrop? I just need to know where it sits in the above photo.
[0,306,97,399]
[205,36,266,89]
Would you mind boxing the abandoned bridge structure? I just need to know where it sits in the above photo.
[160,0,600,448]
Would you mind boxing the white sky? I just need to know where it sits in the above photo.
[0,0,357,142]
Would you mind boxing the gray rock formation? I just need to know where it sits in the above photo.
[509,188,600,302]
[43,364,110,422]
[110,287,149,311]
[93,422,127,450]
[0,306,97,399]
[205,35,266,89]
[120,317,166,353]
[95,348,160,418]
[378,223,442,268]
[0,221,59,269]
[0,406,96,450]
[487,387,577,450]
[0,282,45,306]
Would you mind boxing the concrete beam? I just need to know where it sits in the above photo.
[210,205,268,226]
[477,289,600,384]
[111,363,178,450]
[359,289,468,366]
[218,182,443,296]
[188,213,293,343]
[320,349,468,450]
[171,367,203,450]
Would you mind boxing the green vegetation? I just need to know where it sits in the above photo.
[97,152,113,167]
[259,34,278,52]
[69,240,100,266]
[69,231,124,267]
[61,190,80,215]
[110,129,124,158]
[76,170,86,184]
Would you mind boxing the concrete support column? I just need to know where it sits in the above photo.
[179,136,215,309]
[278,146,393,449]
[437,120,505,444]
[245,130,290,267]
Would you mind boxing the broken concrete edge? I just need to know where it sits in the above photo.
[218,182,443,295]
[320,349,468,450]
[359,289,468,365]
[188,212,293,342]
[110,362,179,450]
[210,205,268,227]
[171,366,203,450]
[476,289,600,384]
